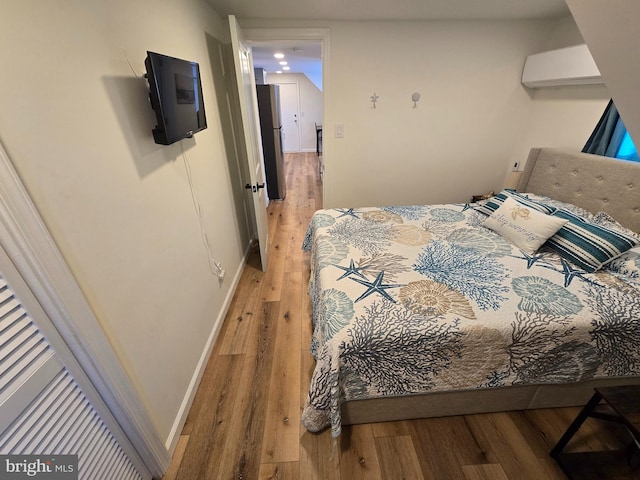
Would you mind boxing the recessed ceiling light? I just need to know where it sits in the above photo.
[276,70,283,74]
[282,66,290,71]
[274,53,285,59]
[279,61,288,66]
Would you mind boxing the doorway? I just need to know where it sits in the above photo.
[245,28,327,165]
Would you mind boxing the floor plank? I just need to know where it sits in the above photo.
[215,251,264,356]
[462,463,510,480]
[175,354,244,479]
[374,435,424,480]
[298,429,341,480]
[409,415,488,479]
[258,462,300,480]
[262,213,287,302]
[338,424,383,480]
[215,301,280,480]
[260,272,303,464]
[465,412,554,480]
[161,435,188,480]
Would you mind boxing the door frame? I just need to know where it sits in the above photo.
[0,141,168,477]
[243,27,329,207]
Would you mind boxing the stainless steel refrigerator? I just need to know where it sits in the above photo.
[256,84,286,200]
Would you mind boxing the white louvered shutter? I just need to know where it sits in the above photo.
[0,275,144,480]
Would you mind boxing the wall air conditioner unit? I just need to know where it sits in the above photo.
[522,44,603,88]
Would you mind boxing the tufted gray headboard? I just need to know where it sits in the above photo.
[517,147,640,233]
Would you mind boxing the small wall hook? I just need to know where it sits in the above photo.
[411,92,421,108]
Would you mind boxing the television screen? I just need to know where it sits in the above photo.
[144,51,207,145]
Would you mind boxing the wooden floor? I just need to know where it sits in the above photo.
[162,152,638,480]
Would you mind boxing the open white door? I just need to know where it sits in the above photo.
[229,15,269,271]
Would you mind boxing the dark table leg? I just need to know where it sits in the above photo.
[551,391,603,458]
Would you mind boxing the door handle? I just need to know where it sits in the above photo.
[245,183,265,193]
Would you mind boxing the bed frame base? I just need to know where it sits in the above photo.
[342,377,640,425]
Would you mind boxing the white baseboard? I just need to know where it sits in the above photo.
[284,148,316,153]
[164,240,254,453]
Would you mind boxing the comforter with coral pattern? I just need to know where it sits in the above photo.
[301,200,640,437]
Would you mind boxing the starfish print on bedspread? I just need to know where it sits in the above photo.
[559,258,589,287]
[512,252,595,288]
[334,259,368,281]
[334,208,361,218]
[520,251,546,269]
[351,271,404,303]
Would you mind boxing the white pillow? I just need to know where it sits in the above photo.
[484,197,568,254]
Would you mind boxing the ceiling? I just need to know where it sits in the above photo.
[209,0,571,86]
[206,0,570,22]
[250,42,322,87]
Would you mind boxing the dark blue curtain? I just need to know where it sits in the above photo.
[582,99,628,157]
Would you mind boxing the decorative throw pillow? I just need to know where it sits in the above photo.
[484,197,568,254]
[604,246,640,281]
[474,190,556,217]
[524,193,595,219]
[545,209,639,272]
[592,211,640,243]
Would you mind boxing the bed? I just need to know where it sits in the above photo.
[301,147,640,437]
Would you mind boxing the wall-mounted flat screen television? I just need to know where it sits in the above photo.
[144,51,207,145]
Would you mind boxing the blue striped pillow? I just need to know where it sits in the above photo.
[545,209,638,272]
[474,190,556,216]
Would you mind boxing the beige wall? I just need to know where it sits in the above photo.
[322,20,543,207]
[511,14,609,176]
[242,17,609,208]
[512,86,609,170]
[0,0,251,444]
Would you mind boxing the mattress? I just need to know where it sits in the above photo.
[301,195,640,437]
